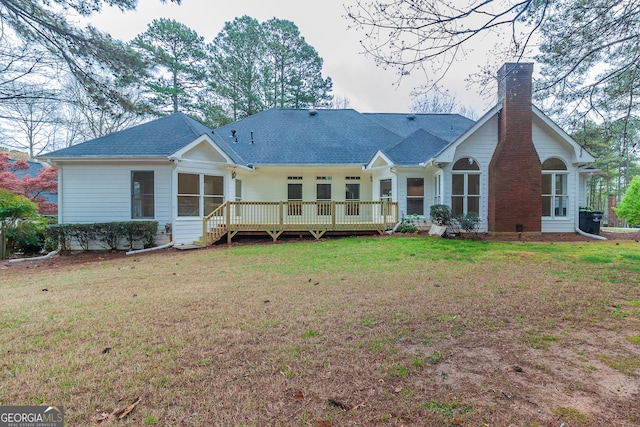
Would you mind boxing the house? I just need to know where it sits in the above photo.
[42,63,595,247]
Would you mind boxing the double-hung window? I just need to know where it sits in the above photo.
[451,158,480,216]
[131,171,154,219]
[407,178,424,215]
[542,158,568,218]
[434,173,442,205]
[177,173,224,217]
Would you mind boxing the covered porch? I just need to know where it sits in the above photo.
[199,200,399,245]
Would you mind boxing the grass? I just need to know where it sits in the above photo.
[1,235,640,425]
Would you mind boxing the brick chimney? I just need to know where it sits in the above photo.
[488,63,542,233]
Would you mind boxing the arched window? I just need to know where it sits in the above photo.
[542,158,568,218]
[451,157,480,216]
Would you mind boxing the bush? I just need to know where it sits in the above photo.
[45,221,159,253]
[457,213,480,235]
[6,217,53,255]
[430,204,452,227]
[397,214,419,233]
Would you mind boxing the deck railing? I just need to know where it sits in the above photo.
[203,200,398,244]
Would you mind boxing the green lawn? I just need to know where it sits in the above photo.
[1,236,639,426]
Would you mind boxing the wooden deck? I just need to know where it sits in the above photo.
[199,201,399,245]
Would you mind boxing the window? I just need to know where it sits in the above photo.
[380,179,392,202]
[204,176,224,216]
[288,183,302,215]
[542,158,568,218]
[178,173,224,217]
[380,178,392,216]
[434,173,442,205]
[235,179,242,202]
[346,183,360,216]
[131,171,154,219]
[407,178,424,215]
[235,179,242,217]
[451,158,480,216]
[178,173,199,216]
[317,183,332,215]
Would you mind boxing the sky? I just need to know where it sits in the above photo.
[88,0,503,116]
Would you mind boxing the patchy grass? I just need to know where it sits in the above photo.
[1,236,639,425]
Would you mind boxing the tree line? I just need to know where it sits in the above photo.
[0,0,332,157]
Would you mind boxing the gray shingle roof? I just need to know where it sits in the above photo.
[383,129,450,165]
[363,113,474,143]
[214,109,402,164]
[44,113,216,158]
[44,109,475,166]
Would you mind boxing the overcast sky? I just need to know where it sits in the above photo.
[89,0,502,116]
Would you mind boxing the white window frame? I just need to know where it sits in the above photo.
[131,171,155,219]
[542,158,569,219]
[177,173,224,218]
[542,173,569,218]
[434,172,442,205]
[451,158,480,217]
[406,177,424,215]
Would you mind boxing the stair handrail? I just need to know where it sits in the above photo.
[203,202,229,244]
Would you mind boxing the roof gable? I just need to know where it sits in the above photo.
[170,134,235,164]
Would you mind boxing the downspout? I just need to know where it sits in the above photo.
[9,250,58,263]
[126,241,175,255]
[575,227,607,240]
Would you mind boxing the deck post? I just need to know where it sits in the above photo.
[382,200,387,227]
[202,214,208,245]
[279,201,284,225]
[331,201,336,230]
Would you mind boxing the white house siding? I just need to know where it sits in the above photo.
[237,166,373,202]
[440,116,500,232]
[532,121,578,232]
[58,161,173,248]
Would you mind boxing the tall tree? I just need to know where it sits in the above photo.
[0,83,61,158]
[209,16,266,121]
[262,18,332,109]
[614,175,640,226]
[0,0,181,110]
[133,18,208,117]
[208,16,333,120]
[346,0,640,113]
[58,76,146,147]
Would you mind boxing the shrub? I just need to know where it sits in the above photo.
[6,217,53,255]
[430,204,452,227]
[397,214,419,233]
[457,213,480,235]
[45,221,159,253]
